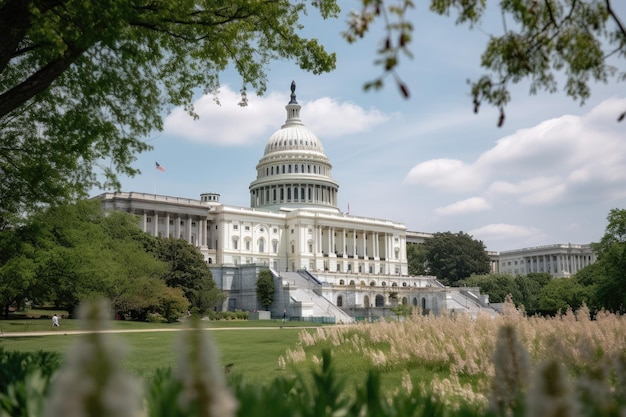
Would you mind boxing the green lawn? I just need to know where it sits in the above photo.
[0,318,459,394]
[0,319,312,385]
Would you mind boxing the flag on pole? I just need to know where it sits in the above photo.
[347,203,350,215]
[155,161,166,172]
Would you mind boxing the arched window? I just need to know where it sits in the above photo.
[360,280,366,286]
[392,282,398,287]
[381,281,387,286]
[349,280,355,286]
[258,238,265,253]
[422,297,426,310]
[402,297,408,305]
[339,279,345,285]
[337,296,343,307]
[412,297,418,306]
[369,281,376,286]
[375,295,384,307]
[402,282,407,287]
[364,295,370,307]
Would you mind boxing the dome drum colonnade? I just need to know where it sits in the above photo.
[249,81,339,212]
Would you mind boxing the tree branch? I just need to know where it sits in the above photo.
[606,0,626,40]
[0,45,85,120]
[0,0,67,75]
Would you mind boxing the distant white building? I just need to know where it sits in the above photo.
[494,244,596,278]
[97,82,497,321]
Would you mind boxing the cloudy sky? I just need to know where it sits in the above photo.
[109,2,626,252]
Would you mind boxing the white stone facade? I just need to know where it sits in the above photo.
[96,82,499,320]
[496,244,596,278]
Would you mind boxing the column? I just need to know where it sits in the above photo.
[142,212,147,233]
[154,212,159,237]
[165,213,170,238]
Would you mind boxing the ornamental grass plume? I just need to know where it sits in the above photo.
[525,359,580,417]
[488,324,530,417]
[43,299,143,417]
[173,318,238,417]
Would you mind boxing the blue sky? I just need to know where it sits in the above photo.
[107,2,626,252]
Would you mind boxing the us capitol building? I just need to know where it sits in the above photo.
[96,82,590,322]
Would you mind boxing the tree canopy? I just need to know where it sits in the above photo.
[590,208,626,311]
[0,200,225,320]
[345,0,626,125]
[406,243,428,275]
[0,0,339,221]
[152,237,225,315]
[423,231,491,284]
[256,269,275,311]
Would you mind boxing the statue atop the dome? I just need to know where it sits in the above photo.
[289,80,298,104]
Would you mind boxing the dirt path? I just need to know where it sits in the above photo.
[0,326,313,337]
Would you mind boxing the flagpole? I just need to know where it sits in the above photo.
[154,169,157,194]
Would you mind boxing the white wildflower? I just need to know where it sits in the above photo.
[174,319,238,417]
[44,299,143,417]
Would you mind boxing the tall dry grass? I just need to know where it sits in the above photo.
[281,298,626,411]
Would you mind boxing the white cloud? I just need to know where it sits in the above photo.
[405,97,626,208]
[163,85,390,146]
[435,197,491,216]
[301,97,391,138]
[403,159,482,192]
[469,223,544,242]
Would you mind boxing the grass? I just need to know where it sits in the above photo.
[0,317,433,393]
[0,318,314,385]
[0,317,318,333]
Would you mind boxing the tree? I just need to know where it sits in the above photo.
[423,231,491,284]
[536,277,589,315]
[344,0,626,125]
[0,0,339,220]
[590,208,626,311]
[0,200,175,316]
[514,272,552,314]
[406,243,428,275]
[256,269,275,311]
[458,273,521,304]
[152,238,225,315]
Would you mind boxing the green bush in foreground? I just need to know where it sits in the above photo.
[1,299,625,417]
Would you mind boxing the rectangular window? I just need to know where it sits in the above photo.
[233,225,238,230]
[245,226,250,231]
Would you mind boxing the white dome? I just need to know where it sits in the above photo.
[249,81,339,213]
[264,125,325,155]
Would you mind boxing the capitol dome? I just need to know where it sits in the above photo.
[249,81,339,213]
